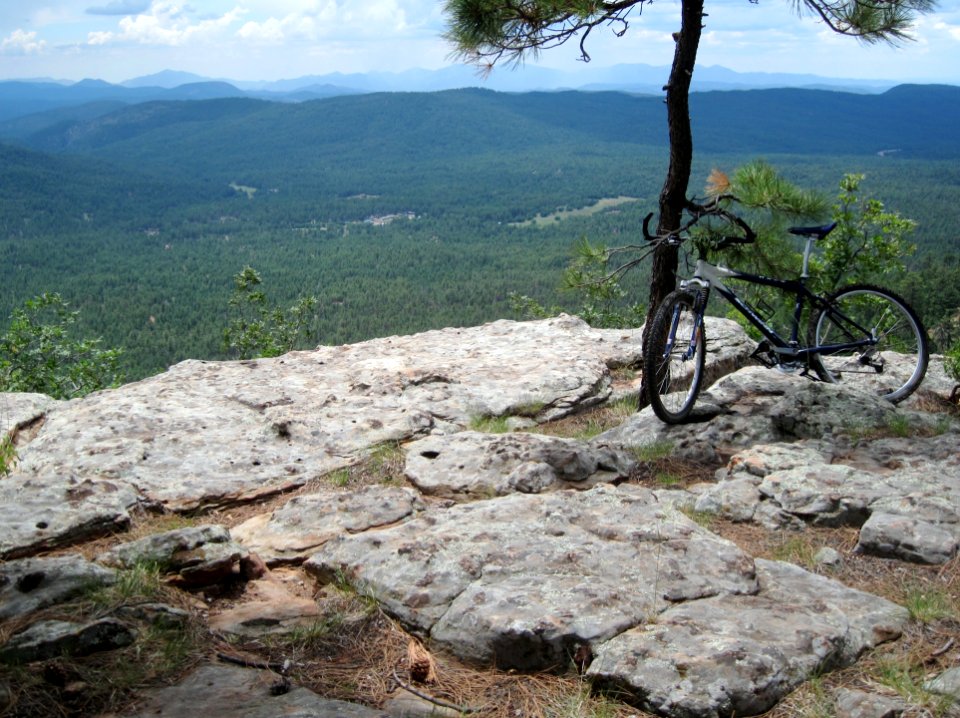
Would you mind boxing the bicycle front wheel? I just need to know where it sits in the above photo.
[810,284,928,403]
[644,289,706,423]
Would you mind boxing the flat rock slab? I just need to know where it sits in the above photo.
[232,486,424,566]
[0,474,138,559]
[119,663,390,718]
[588,560,909,718]
[0,554,116,622]
[305,484,758,670]
[404,431,636,500]
[1,316,647,558]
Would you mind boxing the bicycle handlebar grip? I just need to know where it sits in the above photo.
[642,212,656,241]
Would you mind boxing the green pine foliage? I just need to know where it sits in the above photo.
[0,292,124,399]
[223,267,318,359]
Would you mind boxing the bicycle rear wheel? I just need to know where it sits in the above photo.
[644,289,706,423]
[810,284,928,403]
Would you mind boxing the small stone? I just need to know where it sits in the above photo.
[834,687,907,718]
[384,690,462,717]
[113,603,191,629]
[925,666,960,700]
[814,547,843,568]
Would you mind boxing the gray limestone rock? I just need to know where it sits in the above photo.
[856,512,959,564]
[119,663,391,718]
[305,484,758,669]
[925,666,960,700]
[600,366,904,465]
[0,314,953,718]
[588,560,908,718]
[98,524,253,587]
[721,443,832,480]
[232,486,424,566]
[696,427,960,564]
[814,546,843,568]
[0,554,116,621]
[2,316,647,558]
[114,603,192,630]
[0,618,135,664]
[0,392,59,437]
[98,524,233,568]
[0,474,138,559]
[834,687,908,718]
[694,477,763,522]
[758,464,890,527]
[404,431,635,499]
[384,690,463,717]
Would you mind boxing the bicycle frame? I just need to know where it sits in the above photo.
[679,259,879,362]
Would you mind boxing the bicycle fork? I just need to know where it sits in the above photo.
[665,281,709,361]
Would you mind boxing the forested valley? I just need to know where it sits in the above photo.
[1,84,959,381]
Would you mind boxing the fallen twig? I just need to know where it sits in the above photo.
[216,651,289,673]
[930,637,955,659]
[392,667,482,714]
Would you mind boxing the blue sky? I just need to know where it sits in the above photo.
[1,0,958,84]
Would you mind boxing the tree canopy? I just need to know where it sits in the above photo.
[444,0,936,66]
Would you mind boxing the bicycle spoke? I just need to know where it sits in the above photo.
[811,285,927,402]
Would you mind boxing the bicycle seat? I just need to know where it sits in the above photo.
[788,222,837,240]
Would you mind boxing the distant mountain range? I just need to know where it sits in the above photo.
[0,63,916,124]
[4,83,958,170]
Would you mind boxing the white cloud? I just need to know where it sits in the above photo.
[1,29,48,55]
[233,0,413,46]
[932,18,960,42]
[87,1,246,46]
[235,3,336,44]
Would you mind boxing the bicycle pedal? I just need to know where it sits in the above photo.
[750,341,776,368]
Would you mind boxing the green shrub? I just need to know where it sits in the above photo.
[223,267,318,359]
[0,292,124,398]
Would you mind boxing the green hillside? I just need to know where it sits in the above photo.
[2,86,959,380]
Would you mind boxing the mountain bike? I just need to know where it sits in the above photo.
[641,210,929,424]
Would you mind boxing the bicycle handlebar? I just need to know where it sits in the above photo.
[642,208,757,250]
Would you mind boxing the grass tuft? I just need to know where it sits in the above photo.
[470,415,511,433]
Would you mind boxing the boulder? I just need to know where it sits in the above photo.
[0,392,59,437]
[0,474,138,559]
[834,688,908,718]
[600,366,907,464]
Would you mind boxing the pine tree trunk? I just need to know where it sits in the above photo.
[639,0,704,407]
